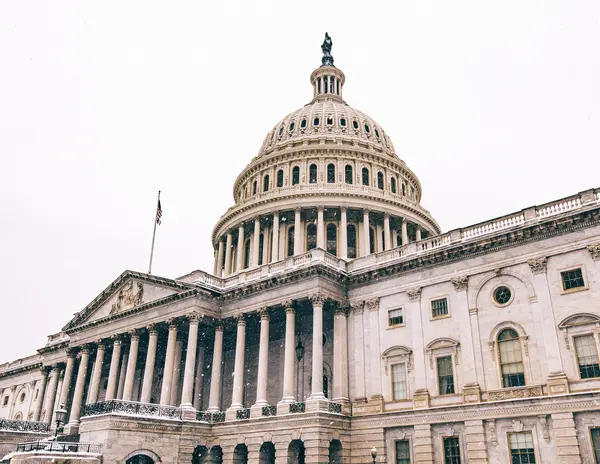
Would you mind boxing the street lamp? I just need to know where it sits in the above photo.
[54,403,67,439]
[370,446,377,464]
[295,339,305,361]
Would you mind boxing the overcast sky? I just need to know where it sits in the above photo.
[0,1,599,363]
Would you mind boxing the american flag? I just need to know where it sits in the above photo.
[155,198,162,225]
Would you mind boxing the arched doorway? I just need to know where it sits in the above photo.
[126,455,155,464]
[259,442,275,464]
[329,440,342,463]
[288,440,305,464]
[192,446,208,464]
[207,446,222,464]
[233,444,248,464]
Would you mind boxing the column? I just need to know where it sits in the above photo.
[253,309,270,407]
[32,368,49,421]
[193,344,205,410]
[263,225,271,264]
[551,412,582,464]
[414,424,434,464]
[160,320,178,405]
[407,287,430,409]
[293,208,302,255]
[122,330,140,401]
[229,315,247,411]
[309,294,325,400]
[140,324,158,403]
[280,302,296,404]
[224,232,233,277]
[216,239,225,277]
[212,246,219,275]
[170,340,184,405]
[236,223,245,271]
[465,420,488,464]
[401,220,408,245]
[181,313,200,411]
[416,227,422,241]
[316,206,325,249]
[271,212,280,263]
[87,342,105,404]
[332,305,349,402]
[116,350,128,399]
[383,214,391,251]
[42,365,60,424]
[339,207,348,259]
[249,217,260,267]
[366,299,383,399]
[65,347,90,434]
[351,303,367,401]
[105,337,121,401]
[58,349,76,412]
[207,322,224,412]
[362,209,370,256]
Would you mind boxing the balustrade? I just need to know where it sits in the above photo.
[0,419,49,433]
[81,400,181,420]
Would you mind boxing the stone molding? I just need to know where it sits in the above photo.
[527,257,548,274]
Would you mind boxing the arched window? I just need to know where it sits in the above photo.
[287,227,295,257]
[345,165,353,184]
[391,177,397,194]
[369,227,375,254]
[327,163,335,183]
[347,224,357,259]
[258,233,264,265]
[402,182,406,196]
[253,181,258,195]
[326,223,337,255]
[309,164,318,184]
[292,166,300,185]
[306,223,317,250]
[377,172,384,190]
[362,167,370,186]
[498,329,525,387]
[277,169,284,188]
[243,239,251,269]
[263,174,270,192]
[233,444,248,464]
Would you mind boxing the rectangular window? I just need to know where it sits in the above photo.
[2,396,7,406]
[574,335,600,379]
[395,440,411,464]
[561,268,585,291]
[437,356,455,395]
[431,298,449,318]
[443,437,461,464]
[591,428,600,463]
[391,363,407,400]
[509,432,536,464]
[389,308,404,326]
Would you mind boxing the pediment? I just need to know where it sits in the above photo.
[382,345,412,358]
[558,312,600,330]
[426,337,460,351]
[63,270,199,331]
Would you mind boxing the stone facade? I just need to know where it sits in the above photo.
[2,35,600,463]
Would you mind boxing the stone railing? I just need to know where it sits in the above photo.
[289,402,306,414]
[196,411,225,423]
[81,400,181,420]
[16,441,102,454]
[261,405,277,417]
[235,408,251,420]
[0,419,50,433]
[328,402,342,414]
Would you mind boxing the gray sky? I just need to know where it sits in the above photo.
[1,1,599,363]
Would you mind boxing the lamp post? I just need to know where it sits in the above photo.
[54,403,67,439]
[295,339,304,401]
[370,446,377,464]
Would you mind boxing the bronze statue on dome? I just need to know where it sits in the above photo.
[321,32,334,66]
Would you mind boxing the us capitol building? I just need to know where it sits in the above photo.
[1,34,600,464]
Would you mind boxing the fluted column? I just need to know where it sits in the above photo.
[160,320,178,405]
[384,214,391,251]
[224,232,233,276]
[116,350,128,399]
[309,294,325,399]
[293,208,302,255]
[236,223,245,270]
[32,368,49,421]
[181,312,200,410]
[407,287,430,409]
[65,347,90,434]
[339,207,348,259]
[43,366,60,424]
[280,302,296,403]
[207,323,224,412]
[333,305,349,402]
[122,330,140,401]
[87,342,105,404]
[230,315,247,410]
[401,220,408,245]
[140,324,158,403]
[254,309,270,407]
[216,239,225,277]
[105,337,122,401]
[271,212,280,263]
[170,340,184,405]
[362,209,370,256]
[193,344,206,410]
[252,217,261,266]
[316,206,325,249]
[58,349,76,413]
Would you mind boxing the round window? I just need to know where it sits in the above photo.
[493,286,512,306]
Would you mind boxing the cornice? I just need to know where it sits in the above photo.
[0,362,42,380]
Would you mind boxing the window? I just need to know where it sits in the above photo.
[443,437,461,464]
[340,118,347,127]
[292,166,300,185]
[509,432,536,464]
[258,233,264,265]
[369,227,375,254]
[352,120,359,130]
[309,164,318,184]
[391,364,407,400]
[300,118,307,129]
[347,224,357,259]
[243,239,251,269]
[574,334,600,379]
[345,165,353,184]
[327,163,335,183]
[391,177,397,194]
[278,125,284,136]
[377,172,384,190]
[437,356,455,395]
[313,117,320,126]
[326,224,337,255]
[431,298,449,318]
[2,396,7,406]
[493,286,512,306]
[364,123,371,134]
[289,121,295,132]
[561,268,585,291]
[388,308,404,326]
[395,440,411,464]
[375,128,381,139]
[35,389,39,400]
[307,223,317,250]
[277,169,284,188]
[362,167,370,186]
[326,116,333,125]
[591,428,600,463]
[402,183,406,196]
[287,227,295,257]
[263,174,270,192]
[498,329,525,387]
[19,392,25,403]
[252,181,258,195]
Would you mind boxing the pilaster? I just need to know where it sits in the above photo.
[551,412,582,464]
[414,424,434,463]
[465,419,488,463]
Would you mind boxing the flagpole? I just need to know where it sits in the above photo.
[148,190,161,274]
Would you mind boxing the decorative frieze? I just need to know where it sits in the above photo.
[487,385,543,401]
[527,257,548,274]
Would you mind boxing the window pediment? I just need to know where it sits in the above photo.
[425,338,460,369]
[558,312,600,349]
[382,345,412,373]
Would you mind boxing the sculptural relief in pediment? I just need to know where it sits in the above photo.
[110,280,144,314]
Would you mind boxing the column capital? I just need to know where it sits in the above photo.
[147,323,159,334]
[272,210,279,218]
[527,257,548,274]
[111,334,122,345]
[340,206,347,213]
[39,366,51,376]
[166,318,179,329]
[94,339,106,350]
[259,307,270,320]
[450,275,469,292]
[282,300,294,311]
[317,206,325,213]
[363,208,371,216]
[235,314,247,326]
[587,243,600,261]
[365,298,380,312]
[78,345,90,355]
[350,301,364,314]
[295,207,302,214]
[127,329,140,339]
[334,303,350,316]
[407,287,422,302]
[214,320,224,331]
[384,212,390,219]
[65,347,78,358]
[309,293,326,306]
[186,311,201,324]
[253,215,261,222]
